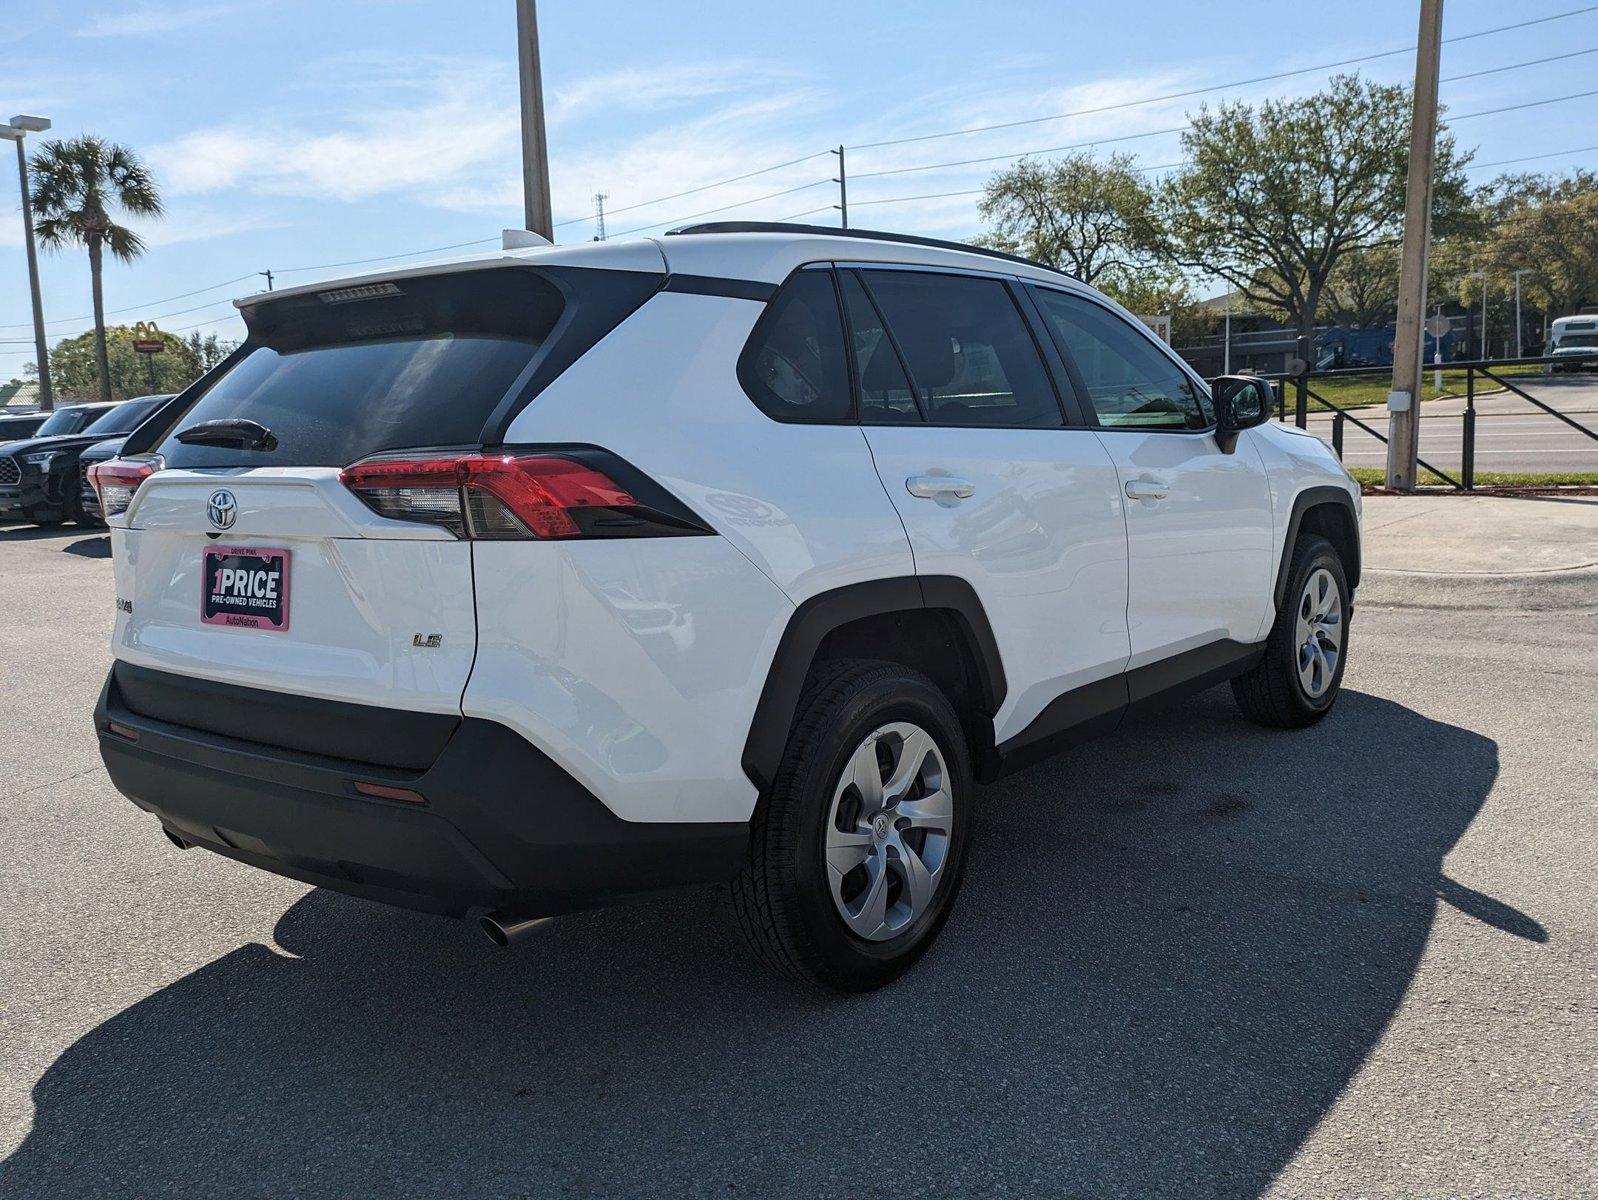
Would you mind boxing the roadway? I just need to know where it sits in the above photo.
[1288,372,1598,475]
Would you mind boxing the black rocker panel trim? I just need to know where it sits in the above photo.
[741,576,1007,793]
[1274,486,1360,608]
[991,638,1265,779]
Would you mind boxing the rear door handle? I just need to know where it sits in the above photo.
[1124,478,1170,501]
[906,475,976,501]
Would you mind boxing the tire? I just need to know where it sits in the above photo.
[22,506,63,528]
[731,659,972,992]
[1231,533,1350,729]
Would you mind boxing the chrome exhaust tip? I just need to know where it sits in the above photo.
[162,827,191,851]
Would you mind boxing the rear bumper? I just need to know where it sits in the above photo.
[95,663,748,918]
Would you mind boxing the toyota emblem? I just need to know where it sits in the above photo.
[207,489,238,531]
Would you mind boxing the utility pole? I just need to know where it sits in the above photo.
[593,192,608,241]
[515,0,554,240]
[1512,268,1530,357]
[832,145,848,228]
[1385,0,1444,491]
[1,115,53,410]
[258,269,274,291]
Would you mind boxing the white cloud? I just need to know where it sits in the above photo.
[149,52,832,236]
[76,2,261,38]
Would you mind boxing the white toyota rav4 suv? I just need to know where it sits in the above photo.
[92,223,1359,992]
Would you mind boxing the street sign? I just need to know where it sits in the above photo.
[132,339,164,354]
[1424,315,1452,338]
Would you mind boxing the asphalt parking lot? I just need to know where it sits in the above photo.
[1,507,1594,1199]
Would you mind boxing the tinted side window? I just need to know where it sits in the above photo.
[738,270,851,422]
[862,271,1063,428]
[840,271,920,425]
[1032,289,1209,431]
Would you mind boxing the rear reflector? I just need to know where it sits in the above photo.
[88,456,162,519]
[106,721,141,742]
[339,449,711,541]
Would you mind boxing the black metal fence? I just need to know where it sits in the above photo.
[1261,353,1598,489]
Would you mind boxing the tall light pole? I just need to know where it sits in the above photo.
[1467,269,1486,358]
[1385,0,1443,492]
[515,0,554,240]
[1512,268,1531,357]
[1,115,53,410]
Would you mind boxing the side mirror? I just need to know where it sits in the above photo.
[1210,375,1273,453]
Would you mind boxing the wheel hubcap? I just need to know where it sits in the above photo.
[1295,567,1343,699]
[824,722,953,942]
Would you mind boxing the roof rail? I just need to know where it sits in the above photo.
[664,221,1077,281]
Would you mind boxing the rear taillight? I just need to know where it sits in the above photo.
[88,456,163,518]
[338,449,711,541]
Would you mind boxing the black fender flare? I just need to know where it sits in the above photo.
[740,576,1006,793]
[1274,485,1361,609]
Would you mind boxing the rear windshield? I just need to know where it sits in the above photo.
[1558,333,1598,348]
[157,269,568,468]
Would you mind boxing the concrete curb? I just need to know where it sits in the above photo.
[1358,565,1598,612]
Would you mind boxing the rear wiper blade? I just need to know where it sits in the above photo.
[174,418,278,451]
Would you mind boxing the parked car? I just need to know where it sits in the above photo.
[75,397,180,527]
[92,225,1360,991]
[0,397,170,526]
[0,412,48,443]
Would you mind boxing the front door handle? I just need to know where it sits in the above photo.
[1124,478,1170,502]
[906,475,976,501]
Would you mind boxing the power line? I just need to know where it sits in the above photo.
[771,204,836,223]
[1451,87,1598,122]
[1466,144,1598,171]
[0,272,260,331]
[553,149,832,227]
[844,6,1598,152]
[1442,45,1598,82]
[275,236,500,276]
[854,125,1184,182]
[606,179,833,239]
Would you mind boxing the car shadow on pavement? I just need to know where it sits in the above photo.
[0,525,94,542]
[59,535,110,560]
[1,688,1515,1199]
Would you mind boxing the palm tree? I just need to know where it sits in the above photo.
[30,136,162,403]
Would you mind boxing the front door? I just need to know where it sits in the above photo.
[1028,285,1273,670]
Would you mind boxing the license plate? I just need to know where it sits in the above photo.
[202,546,290,631]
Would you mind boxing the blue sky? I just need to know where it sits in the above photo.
[3,0,1597,376]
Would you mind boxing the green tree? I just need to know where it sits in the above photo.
[978,152,1160,287]
[29,136,163,405]
[1322,245,1401,330]
[1479,170,1598,324]
[184,330,239,373]
[1157,74,1471,366]
[50,325,201,401]
[1097,271,1216,348]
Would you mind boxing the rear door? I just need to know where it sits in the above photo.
[111,266,624,714]
[1028,286,1273,667]
[844,266,1132,742]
